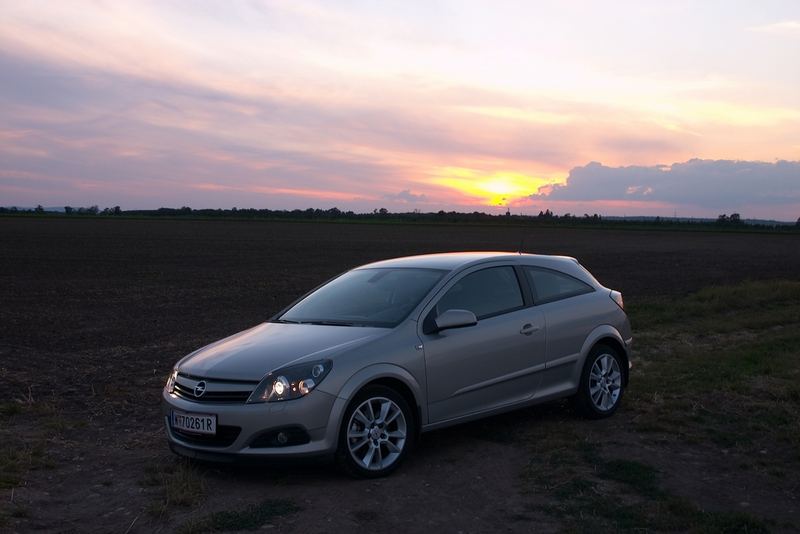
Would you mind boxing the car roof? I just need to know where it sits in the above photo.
[356,251,582,273]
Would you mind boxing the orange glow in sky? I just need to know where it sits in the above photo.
[428,168,561,207]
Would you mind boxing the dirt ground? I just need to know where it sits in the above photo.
[1,217,799,533]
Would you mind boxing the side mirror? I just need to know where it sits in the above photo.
[434,309,478,332]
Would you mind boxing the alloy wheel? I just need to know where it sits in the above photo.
[589,353,622,411]
[346,396,407,471]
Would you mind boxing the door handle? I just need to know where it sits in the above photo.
[520,323,541,335]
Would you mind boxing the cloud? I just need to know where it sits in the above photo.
[531,159,800,209]
[384,189,427,203]
[748,20,800,34]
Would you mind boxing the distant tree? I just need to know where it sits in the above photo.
[378,208,388,215]
[717,214,728,224]
[64,206,74,214]
[796,217,800,227]
[113,206,122,215]
[729,213,742,224]
[35,205,44,213]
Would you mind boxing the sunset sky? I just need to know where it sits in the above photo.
[1,1,799,219]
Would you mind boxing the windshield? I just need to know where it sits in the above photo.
[278,268,446,327]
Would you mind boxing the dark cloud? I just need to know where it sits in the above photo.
[383,189,427,203]
[532,159,800,209]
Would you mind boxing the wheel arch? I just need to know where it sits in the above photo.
[363,377,422,440]
[330,364,425,440]
[578,325,630,386]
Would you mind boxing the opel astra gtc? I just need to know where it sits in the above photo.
[163,252,632,477]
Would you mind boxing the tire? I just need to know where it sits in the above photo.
[572,344,625,419]
[336,385,415,478]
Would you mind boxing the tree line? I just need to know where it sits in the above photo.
[2,204,798,229]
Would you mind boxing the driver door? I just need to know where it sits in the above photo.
[420,265,547,424]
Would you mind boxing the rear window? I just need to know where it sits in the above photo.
[524,266,594,304]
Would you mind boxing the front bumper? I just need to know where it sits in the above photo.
[162,387,345,460]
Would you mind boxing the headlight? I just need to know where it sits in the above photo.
[247,360,332,403]
[165,368,178,393]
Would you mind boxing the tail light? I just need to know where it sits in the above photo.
[610,290,624,310]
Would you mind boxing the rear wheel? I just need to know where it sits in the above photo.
[336,385,415,478]
[572,344,625,419]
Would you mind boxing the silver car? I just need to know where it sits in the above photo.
[163,252,632,477]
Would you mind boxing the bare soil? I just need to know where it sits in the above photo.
[1,217,799,533]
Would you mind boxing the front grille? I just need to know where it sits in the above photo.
[172,424,241,447]
[173,382,252,403]
[172,373,258,404]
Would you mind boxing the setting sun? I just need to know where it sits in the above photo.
[429,167,558,207]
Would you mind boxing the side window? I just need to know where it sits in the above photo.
[525,267,594,304]
[436,266,524,319]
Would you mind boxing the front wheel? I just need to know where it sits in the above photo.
[336,385,415,478]
[572,344,625,419]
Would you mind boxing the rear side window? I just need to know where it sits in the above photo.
[436,266,524,319]
[524,267,594,304]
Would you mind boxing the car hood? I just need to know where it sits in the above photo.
[178,322,387,381]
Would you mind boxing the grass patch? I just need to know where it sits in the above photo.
[628,279,800,332]
[518,280,797,532]
[596,459,661,497]
[0,438,53,489]
[0,504,31,528]
[627,280,800,457]
[0,402,23,418]
[178,499,299,533]
[141,459,205,516]
[524,445,770,533]
[630,329,800,410]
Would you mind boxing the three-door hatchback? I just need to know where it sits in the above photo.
[163,252,632,477]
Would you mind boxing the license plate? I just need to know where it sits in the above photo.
[171,410,217,435]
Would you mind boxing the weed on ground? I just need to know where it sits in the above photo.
[178,499,299,533]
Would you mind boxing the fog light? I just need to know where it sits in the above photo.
[276,432,288,445]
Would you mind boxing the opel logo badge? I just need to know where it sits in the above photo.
[194,381,206,398]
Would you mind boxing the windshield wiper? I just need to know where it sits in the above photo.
[273,318,363,326]
[303,320,360,327]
